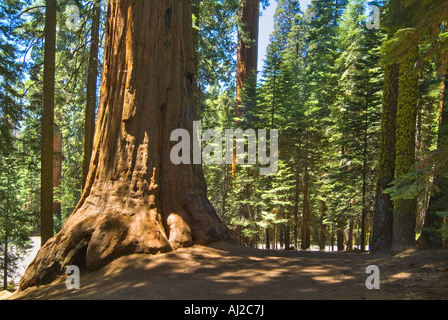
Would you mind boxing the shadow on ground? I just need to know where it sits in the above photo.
[8,242,448,300]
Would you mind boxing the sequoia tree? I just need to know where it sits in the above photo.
[236,0,260,116]
[233,0,260,177]
[20,0,230,290]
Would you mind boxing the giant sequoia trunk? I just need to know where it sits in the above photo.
[20,0,229,290]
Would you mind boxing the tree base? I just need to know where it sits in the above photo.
[19,189,230,290]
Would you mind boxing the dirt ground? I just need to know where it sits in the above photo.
[5,242,448,300]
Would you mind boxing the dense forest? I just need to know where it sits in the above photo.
[1,0,448,292]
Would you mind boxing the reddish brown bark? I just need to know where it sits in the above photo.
[233,0,259,177]
[82,2,101,189]
[236,0,259,108]
[20,0,230,290]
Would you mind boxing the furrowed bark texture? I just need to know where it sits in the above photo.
[236,0,259,110]
[20,0,230,290]
[419,70,448,247]
[233,0,259,176]
[371,62,398,252]
[392,48,419,252]
[82,2,101,189]
[41,0,57,246]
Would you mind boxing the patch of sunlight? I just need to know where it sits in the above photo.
[248,256,264,262]
[312,274,354,284]
[312,276,342,283]
[300,267,327,274]
[212,268,287,285]
[394,249,418,259]
[391,272,413,280]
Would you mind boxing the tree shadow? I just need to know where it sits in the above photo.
[9,242,448,300]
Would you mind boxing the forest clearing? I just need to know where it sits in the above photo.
[5,242,448,300]
[1,0,448,301]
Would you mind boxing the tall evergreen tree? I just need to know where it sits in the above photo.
[0,0,24,155]
[0,0,32,290]
[392,44,420,251]
[300,0,347,250]
[40,0,57,246]
[335,0,383,251]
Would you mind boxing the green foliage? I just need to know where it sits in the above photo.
[0,153,32,289]
[1,0,447,271]
[0,0,27,155]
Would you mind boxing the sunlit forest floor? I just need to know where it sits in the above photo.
[6,242,448,300]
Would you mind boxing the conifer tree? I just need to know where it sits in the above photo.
[335,0,383,250]
[0,0,32,290]
[300,0,347,249]
[40,0,57,246]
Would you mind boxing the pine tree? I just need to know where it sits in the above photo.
[0,154,32,290]
[335,0,383,251]
[300,0,348,250]
[0,0,32,289]
[0,0,24,155]
[40,0,57,246]
[255,0,303,249]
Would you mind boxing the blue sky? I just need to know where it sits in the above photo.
[258,0,312,71]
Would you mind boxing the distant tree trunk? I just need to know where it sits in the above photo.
[347,219,354,251]
[53,111,62,229]
[41,0,57,247]
[301,165,311,250]
[20,0,230,290]
[331,225,335,251]
[236,0,259,116]
[360,98,369,251]
[265,227,270,249]
[3,175,11,290]
[337,218,345,251]
[319,201,327,251]
[83,2,101,189]
[392,47,419,252]
[419,64,448,248]
[293,169,300,249]
[2,234,7,290]
[285,224,290,249]
[2,177,9,290]
[233,0,259,177]
[371,62,399,252]
[301,118,311,250]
